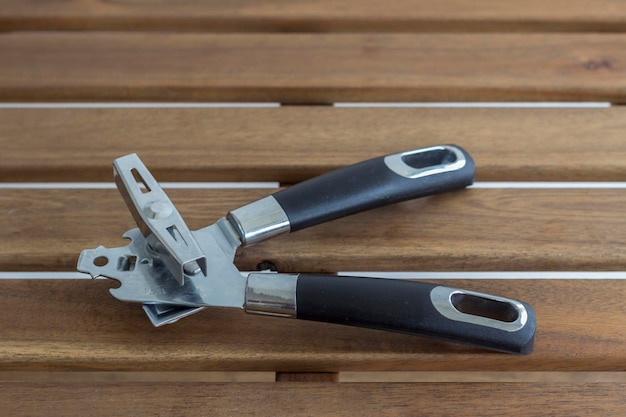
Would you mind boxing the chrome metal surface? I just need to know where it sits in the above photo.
[113,154,206,285]
[78,149,490,331]
[244,273,298,318]
[383,145,466,179]
[227,196,291,246]
[430,286,528,332]
[77,221,246,309]
[142,303,207,327]
[78,153,256,324]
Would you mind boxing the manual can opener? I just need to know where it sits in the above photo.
[78,145,536,354]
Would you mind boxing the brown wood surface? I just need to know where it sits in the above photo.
[276,372,339,382]
[2,371,623,383]
[2,188,626,272]
[0,278,622,372]
[2,0,624,412]
[339,371,626,383]
[1,107,625,182]
[1,382,624,417]
[1,0,625,32]
[2,33,626,103]
[0,371,623,383]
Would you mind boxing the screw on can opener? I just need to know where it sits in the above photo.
[77,145,536,354]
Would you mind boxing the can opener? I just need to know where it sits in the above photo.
[77,145,536,354]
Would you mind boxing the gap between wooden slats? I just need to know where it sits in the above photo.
[1,182,626,189]
[0,102,610,108]
[0,371,623,383]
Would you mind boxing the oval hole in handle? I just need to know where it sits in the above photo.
[450,293,519,323]
[430,286,528,332]
[384,145,466,179]
[402,147,458,169]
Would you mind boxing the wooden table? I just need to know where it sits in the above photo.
[0,1,624,415]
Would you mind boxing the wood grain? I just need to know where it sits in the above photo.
[2,0,624,408]
[276,372,339,382]
[2,371,623,383]
[2,33,626,102]
[1,107,625,182]
[1,382,624,417]
[2,188,626,272]
[0,279,622,372]
[339,371,626,383]
[1,0,625,32]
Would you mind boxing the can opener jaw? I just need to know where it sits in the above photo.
[78,153,246,325]
[78,147,537,354]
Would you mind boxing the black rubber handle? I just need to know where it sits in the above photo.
[272,144,475,232]
[296,275,536,354]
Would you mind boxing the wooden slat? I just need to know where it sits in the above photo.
[0,279,622,372]
[1,382,624,416]
[2,33,626,102]
[2,107,626,182]
[1,0,625,32]
[2,188,626,272]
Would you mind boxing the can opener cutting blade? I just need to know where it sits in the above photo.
[77,145,536,354]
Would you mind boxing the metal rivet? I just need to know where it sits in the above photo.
[145,201,173,219]
[183,261,202,276]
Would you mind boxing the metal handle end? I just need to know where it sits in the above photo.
[228,196,291,246]
[245,273,298,317]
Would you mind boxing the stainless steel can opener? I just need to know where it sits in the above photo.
[77,145,536,354]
